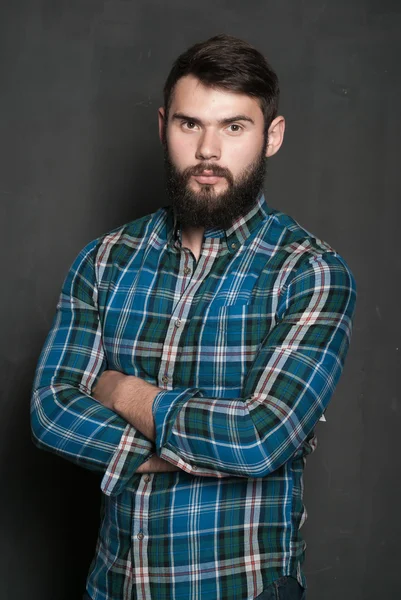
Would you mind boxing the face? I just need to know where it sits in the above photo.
[159,75,282,229]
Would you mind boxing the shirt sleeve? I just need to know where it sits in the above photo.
[152,252,357,478]
[30,241,154,496]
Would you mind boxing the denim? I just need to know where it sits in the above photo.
[254,576,306,600]
[83,577,306,600]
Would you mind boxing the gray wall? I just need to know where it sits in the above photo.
[1,1,400,598]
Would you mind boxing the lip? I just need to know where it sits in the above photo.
[193,174,223,184]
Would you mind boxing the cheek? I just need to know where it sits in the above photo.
[167,134,196,167]
[224,147,251,175]
[225,139,263,173]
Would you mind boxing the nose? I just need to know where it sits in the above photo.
[195,128,221,161]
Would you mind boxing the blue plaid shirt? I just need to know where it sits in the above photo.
[31,194,356,599]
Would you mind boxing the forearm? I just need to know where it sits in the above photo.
[113,377,158,441]
[154,389,281,477]
[31,240,158,496]
[31,382,154,474]
[94,371,159,441]
[153,254,356,478]
[94,372,232,478]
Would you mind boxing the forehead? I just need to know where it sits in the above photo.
[169,75,264,123]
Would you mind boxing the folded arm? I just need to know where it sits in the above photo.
[30,241,155,495]
[151,253,356,478]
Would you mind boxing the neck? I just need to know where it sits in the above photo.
[181,226,204,262]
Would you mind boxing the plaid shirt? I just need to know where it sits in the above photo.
[31,194,356,600]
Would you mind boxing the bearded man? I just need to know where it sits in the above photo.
[31,34,356,600]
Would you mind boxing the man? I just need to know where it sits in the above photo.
[31,34,356,600]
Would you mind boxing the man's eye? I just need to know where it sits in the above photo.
[228,124,242,133]
[183,121,197,130]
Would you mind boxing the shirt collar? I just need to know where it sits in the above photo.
[168,192,270,253]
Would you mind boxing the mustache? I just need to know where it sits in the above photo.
[182,162,234,183]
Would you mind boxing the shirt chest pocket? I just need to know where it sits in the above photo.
[193,304,273,391]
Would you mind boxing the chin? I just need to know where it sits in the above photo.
[192,182,228,195]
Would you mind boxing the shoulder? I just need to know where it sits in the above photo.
[260,208,356,322]
[265,206,355,282]
[74,206,170,270]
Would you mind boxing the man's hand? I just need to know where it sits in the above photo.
[136,455,180,473]
[93,370,161,441]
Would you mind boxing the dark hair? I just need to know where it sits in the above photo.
[163,34,280,132]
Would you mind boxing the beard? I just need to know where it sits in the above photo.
[163,141,268,230]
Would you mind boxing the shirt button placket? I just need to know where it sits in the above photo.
[159,314,187,387]
[132,472,152,574]
[158,251,196,387]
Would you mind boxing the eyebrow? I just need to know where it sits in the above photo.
[171,112,255,126]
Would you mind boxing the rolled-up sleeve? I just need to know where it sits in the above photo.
[31,241,153,495]
[152,253,356,478]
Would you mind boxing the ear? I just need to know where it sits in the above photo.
[158,107,166,144]
[265,115,285,158]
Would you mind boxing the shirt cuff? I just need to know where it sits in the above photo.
[152,386,201,451]
[101,424,154,496]
[153,387,233,478]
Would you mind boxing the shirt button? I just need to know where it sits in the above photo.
[231,242,237,250]
[183,266,191,276]
[175,319,182,328]
[144,475,151,483]
[137,532,144,540]
[161,375,169,384]
[192,465,197,471]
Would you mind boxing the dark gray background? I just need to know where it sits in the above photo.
[1,1,400,599]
